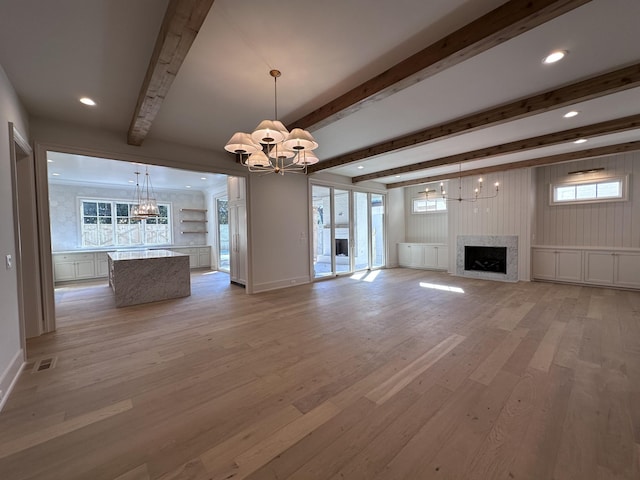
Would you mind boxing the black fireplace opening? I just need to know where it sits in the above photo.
[465,246,507,274]
[335,239,349,256]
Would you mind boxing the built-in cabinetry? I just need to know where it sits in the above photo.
[532,246,640,289]
[169,246,211,269]
[228,176,247,286]
[52,252,97,281]
[398,243,448,270]
[53,246,211,283]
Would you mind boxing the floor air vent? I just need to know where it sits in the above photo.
[33,357,57,373]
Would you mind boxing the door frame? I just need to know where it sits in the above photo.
[8,123,44,349]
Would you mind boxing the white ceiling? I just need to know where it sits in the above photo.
[46,151,228,192]
[0,0,638,186]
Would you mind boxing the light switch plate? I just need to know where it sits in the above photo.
[5,254,12,269]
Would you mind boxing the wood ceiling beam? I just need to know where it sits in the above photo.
[385,141,640,189]
[291,0,591,133]
[127,0,215,146]
[308,62,640,173]
[352,113,640,183]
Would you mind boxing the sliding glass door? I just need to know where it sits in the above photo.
[311,184,385,278]
[353,191,370,271]
[371,193,385,268]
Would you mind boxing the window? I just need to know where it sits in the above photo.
[412,197,447,213]
[81,199,171,247]
[550,176,627,205]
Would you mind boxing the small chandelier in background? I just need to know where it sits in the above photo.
[131,167,159,218]
[424,164,500,202]
[224,69,319,175]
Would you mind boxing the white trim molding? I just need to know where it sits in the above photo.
[0,348,25,412]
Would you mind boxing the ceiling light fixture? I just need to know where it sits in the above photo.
[574,138,588,144]
[224,69,319,175]
[357,166,364,169]
[131,167,159,218]
[543,50,567,64]
[563,110,579,118]
[79,97,97,106]
[424,164,499,203]
[568,167,604,175]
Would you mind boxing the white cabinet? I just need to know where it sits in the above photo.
[198,246,211,268]
[168,246,211,269]
[398,243,448,271]
[532,247,640,290]
[53,246,213,283]
[532,248,582,283]
[96,252,109,278]
[228,176,247,286]
[615,252,640,288]
[228,175,247,202]
[229,203,247,285]
[53,253,97,282]
[584,250,640,289]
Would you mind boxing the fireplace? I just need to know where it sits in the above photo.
[456,235,518,282]
[464,246,507,274]
[335,238,349,256]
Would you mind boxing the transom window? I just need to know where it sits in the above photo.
[550,176,627,205]
[81,199,171,247]
[412,197,447,213]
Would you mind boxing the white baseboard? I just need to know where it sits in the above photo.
[0,349,25,412]
[252,275,310,293]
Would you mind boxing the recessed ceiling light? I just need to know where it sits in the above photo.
[52,173,60,176]
[395,175,401,178]
[185,185,191,188]
[128,180,134,183]
[563,110,579,118]
[47,159,53,163]
[79,97,97,106]
[574,138,588,144]
[200,177,207,180]
[357,166,364,170]
[543,50,567,64]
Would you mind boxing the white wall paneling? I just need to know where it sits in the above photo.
[448,168,534,282]
[534,154,639,249]
[404,183,448,243]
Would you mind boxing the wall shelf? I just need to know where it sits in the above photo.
[179,209,208,234]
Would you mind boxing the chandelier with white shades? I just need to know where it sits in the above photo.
[224,69,319,175]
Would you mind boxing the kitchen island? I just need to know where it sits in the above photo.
[107,250,190,307]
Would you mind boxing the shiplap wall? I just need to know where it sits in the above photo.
[404,183,448,242]
[534,153,639,248]
[448,167,535,281]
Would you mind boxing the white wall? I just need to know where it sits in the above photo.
[404,183,448,243]
[386,187,405,267]
[448,167,535,281]
[0,63,29,406]
[48,182,207,251]
[249,172,310,292]
[534,154,640,248]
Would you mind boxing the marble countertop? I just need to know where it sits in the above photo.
[108,249,189,261]
[53,245,208,254]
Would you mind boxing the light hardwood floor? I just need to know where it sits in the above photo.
[1,268,639,479]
